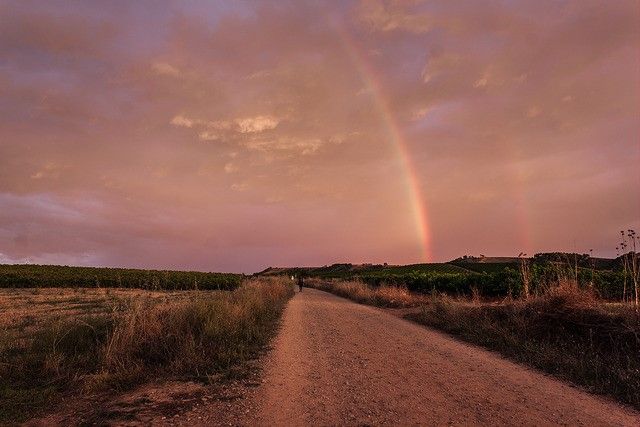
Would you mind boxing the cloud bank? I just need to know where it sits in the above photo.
[0,0,638,272]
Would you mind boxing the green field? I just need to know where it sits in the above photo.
[260,253,627,300]
[259,262,472,278]
[0,264,241,290]
[449,262,516,273]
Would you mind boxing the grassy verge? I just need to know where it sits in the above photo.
[309,278,640,409]
[0,277,293,424]
[309,279,425,308]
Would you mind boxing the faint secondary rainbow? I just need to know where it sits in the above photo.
[336,25,433,262]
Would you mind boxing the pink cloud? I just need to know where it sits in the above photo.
[1,0,638,272]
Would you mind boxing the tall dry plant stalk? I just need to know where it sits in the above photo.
[618,229,639,307]
[618,231,629,302]
[518,253,531,299]
[628,230,639,307]
[589,248,595,287]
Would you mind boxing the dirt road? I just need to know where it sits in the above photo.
[247,288,639,426]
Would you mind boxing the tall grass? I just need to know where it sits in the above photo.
[309,279,422,308]
[0,277,293,423]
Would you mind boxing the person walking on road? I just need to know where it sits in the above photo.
[297,274,304,292]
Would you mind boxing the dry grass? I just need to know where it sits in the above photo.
[308,278,426,308]
[312,278,640,409]
[0,288,193,337]
[0,277,293,424]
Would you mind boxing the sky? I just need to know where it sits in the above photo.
[1,0,639,273]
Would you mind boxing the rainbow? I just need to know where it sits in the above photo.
[335,25,433,262]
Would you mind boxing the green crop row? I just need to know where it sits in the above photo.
[0,264,242,290]
[260,262,472,279]
[355,267,629,300]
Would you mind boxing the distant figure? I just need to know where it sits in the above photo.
[297,275,303,292]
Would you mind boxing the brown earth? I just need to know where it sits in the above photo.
[237,288,639,425]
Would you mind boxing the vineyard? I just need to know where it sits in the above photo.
[356,269,627,299]
[0,264,241,290]
[258,262,471,279]
[261,253,631,300]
